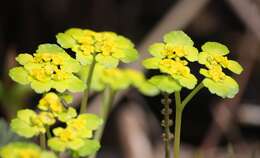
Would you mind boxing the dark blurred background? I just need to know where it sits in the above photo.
[1,0,260,157]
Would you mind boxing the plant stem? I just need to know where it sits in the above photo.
[40,134,46,149]
[181,82,204,109]
[80,55,96,114]
[162,93,171,158]
[89,86,115,158]
[47,127,52,139]
[174,91,182,158]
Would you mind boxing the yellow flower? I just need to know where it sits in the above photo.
[56,28,138,68]
[9,44,85,93]
[142,31,198,89]
[38,92,64,114]
[0,142,57,158]
[199,42,243,98]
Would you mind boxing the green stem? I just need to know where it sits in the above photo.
[80,55,96,114]
[162,93,171,158]
[89,86,115,158]
[40,134,46,149]
[174,91,182,158]
[181,82,204,109]
[47,127,52,139]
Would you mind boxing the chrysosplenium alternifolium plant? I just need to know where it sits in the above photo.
[0,28,243,158]
[2,28,156,158]
[143,31,243,158]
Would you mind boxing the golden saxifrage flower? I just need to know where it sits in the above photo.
[11,109,55,138]
[143,31,198,91]
[48,114,103,156]
[198,42,243,98]
[0,142,57,158]
[9,44,85,93]
[37,92,77,122]
[56,28,138,68]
